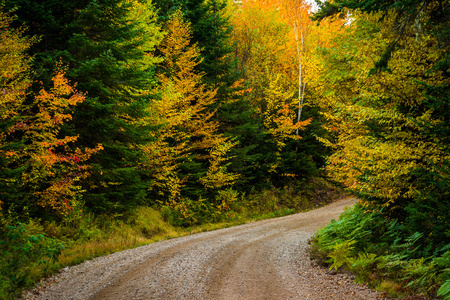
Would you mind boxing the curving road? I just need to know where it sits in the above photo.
[24,198,388,300]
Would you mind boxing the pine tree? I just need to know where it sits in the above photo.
[66,0,163,212]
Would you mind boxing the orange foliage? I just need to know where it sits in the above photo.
[18,65,102,216]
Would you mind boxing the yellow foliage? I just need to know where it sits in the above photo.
[142,10,237,201]
[232,0,345,153]
[199,139,240,189]
[0,11,32,212]
[317,12,449,208]
[0,14,101,216]
[269,104,312,148]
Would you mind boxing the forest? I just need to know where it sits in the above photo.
[0,0,448,298]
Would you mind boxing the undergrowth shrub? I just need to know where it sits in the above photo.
[439,280,450,300]
[132,206,171,237]
[160,197,216,227]
[311,203,450,299]
[327,240,356,271]
[215,188,239,214]
[0,221,64,299]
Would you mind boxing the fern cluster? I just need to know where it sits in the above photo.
[312,204,450,299]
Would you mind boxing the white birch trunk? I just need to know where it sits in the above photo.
[292,14,305,136]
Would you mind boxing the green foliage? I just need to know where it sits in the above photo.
[215,96,276,191]
[0,221,64,299]
[327,240,356,271]
[65,0,163,213]
[351,252,379,281]
[438,280,450,300]
[315,5,449,268]
[131,207,171,238]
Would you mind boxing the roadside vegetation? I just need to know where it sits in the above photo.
[1,178,344,299]
[309,0,449,299]
[310,204,450,299]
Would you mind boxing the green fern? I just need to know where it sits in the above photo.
[438,280,450,300]
[327,240,356,271]
[352,252,378,269]
[404,258,437,296]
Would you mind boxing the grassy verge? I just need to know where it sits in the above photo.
[309,204,450,299]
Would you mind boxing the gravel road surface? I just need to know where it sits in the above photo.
[23,198,389,300]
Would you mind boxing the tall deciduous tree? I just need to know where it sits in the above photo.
[0,10,101,218]
[153,0,236,92]
[231,1,326,184]
[143,10,237,206]
[153,0,277,192]
[17,66,102,217]
[313,0,449,72]
[316,10,449,250]
[0,10,31,213]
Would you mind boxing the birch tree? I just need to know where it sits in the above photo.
[279,0,312,134]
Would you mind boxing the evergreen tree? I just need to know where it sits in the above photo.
[67,0,163,212]
[6,0,164,213]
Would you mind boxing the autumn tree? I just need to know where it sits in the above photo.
[0,9,101,218]
[0,10,31,214]
[16,66,102,217]
[313,0,449,72]
[262,0,314,127]
[5,0,165,213]
[153,0,236,91]
[231,1,338,185]
[315,10,449,250]
[142,10,237,219]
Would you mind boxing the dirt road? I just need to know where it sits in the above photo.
[24,198,387,300]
